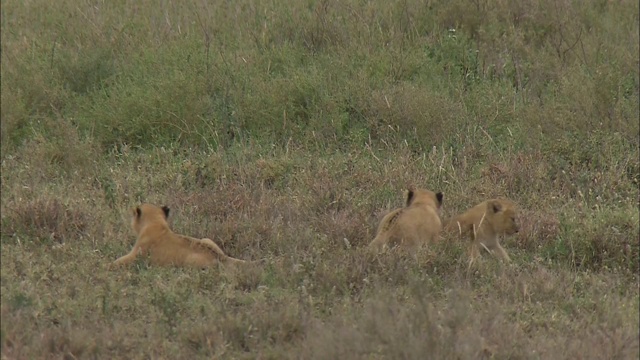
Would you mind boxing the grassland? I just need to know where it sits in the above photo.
[1,0,639,358]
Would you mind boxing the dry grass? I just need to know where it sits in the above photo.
[2,0,639,358]
[2,144,638,359]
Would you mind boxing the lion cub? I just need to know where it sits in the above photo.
[445,198,519,266]
[368,187,444,253]
[111,204,248,269]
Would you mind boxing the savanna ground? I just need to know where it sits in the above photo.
[1,0,639,358]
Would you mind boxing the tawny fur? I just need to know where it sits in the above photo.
[111,204,247,268]
[368,187,444,253]
[444,198,519,267]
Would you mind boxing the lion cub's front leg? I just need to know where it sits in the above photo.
[468,232,481,270]
[473,235,512,264]
[492,241,511,263]
[111,245,143,268]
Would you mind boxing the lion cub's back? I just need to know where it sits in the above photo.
[407,205,442,235]
[391,206,442,247]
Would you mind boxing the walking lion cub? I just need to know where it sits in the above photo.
[111,204,248,269]
[368,187,444,253]
[445,198,519,267]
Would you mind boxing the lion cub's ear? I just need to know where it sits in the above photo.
[436,192,444,207]
[133,206,142,218]
[161,205,170,219]
[488,200,502,213]
[405,188,415,206]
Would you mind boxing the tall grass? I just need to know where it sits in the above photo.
[2,0,638,358]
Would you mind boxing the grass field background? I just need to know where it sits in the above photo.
[1,0,639,358]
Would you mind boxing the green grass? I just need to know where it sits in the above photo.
[2,0,639,358]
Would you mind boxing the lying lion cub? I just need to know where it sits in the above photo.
[445,198,519,267]
[111,204,248,268]
[368,186,444,253]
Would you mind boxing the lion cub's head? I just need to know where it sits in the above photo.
[485,200,519,235]
[131,204,171,235]
[405,186,444,211]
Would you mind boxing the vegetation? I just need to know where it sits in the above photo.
[1,0,638,358]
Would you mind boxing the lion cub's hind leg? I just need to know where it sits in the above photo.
[368,233,389,253]
[368,209,402,254]
[200,238,247,266]
[184,252,218,268]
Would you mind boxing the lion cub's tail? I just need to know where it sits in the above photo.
[222,255,271,269]
[223,255,248,265]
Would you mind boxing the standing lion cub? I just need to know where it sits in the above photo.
[368,187,444,253]
[445,198,519,267]
[111,204,248,269]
